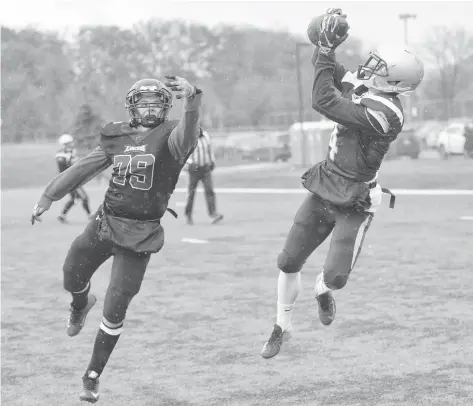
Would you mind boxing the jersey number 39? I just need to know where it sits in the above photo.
[112,154,155,190]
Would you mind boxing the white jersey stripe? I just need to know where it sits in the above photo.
[366,108,390,133]
[361,94,404,125]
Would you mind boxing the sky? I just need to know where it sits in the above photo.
[2,0,473,49]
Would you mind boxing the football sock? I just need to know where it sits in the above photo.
[276,271,301,331]
[71,282,90,311]
[315,271,331,296]
[62,200,74,215]
[87,318,123,377]
[277,303,295,332]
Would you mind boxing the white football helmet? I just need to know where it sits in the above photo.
[58,133,74,150]
[357,44,424,93]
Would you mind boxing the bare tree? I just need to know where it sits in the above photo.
[422,26,473,119]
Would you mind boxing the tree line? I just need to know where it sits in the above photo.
[1,21,472,144]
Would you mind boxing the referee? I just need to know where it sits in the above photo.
[184,128,224,225]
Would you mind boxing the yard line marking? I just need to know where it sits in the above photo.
[460,216,473,221]
[181,238,209,244]
[174,188,473,196]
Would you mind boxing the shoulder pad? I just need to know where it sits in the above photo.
[100,121,134,137]
[360,94,404,134]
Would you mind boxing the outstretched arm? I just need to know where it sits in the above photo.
[31,146,111,224]
[165,75,203,163]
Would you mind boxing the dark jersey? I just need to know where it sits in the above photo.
[311,50,404,183]
[100,120,192,220]
[301,50,403,210]
[40,91,203,222]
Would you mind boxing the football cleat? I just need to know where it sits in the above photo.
[211,214,224,224]
[316,291,336,325]
[261,324,292,359]
[80,370,100,403]
[67,294,97,337]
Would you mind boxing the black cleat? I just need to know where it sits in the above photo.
[316,291,336,326]
[80,370,100,403]
[261,324,292,359]
[67,294,97,337]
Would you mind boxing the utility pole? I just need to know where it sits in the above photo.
[295,42,311,167]
[399,13,417,122]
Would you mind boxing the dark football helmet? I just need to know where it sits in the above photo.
[125,78,173,128]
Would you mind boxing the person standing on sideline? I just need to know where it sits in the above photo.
[184,128,224,225]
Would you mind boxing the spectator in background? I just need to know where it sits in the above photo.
[55,134,92,222]
[464,122,473,158]
[184,128,224,225]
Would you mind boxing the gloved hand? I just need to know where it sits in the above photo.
[307,8,350,54]
[31,195,52,225]
[163,75,197,100]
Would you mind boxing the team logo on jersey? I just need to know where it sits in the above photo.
[124,145,147,153]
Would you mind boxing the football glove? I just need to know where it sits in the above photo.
[31,195,52,225]
[307,8,350,54]
[164,75,196,100]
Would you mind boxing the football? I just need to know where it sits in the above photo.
[306,15,350,46]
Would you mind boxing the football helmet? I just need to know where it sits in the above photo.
[125,78,173,128]
[58,134,74,150]
[357,45,424,93]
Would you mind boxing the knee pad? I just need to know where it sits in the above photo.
[323,268,349,290]
[277,250,304,274]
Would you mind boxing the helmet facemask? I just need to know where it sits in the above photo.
[356,47,424,94]
[126,85,173,128]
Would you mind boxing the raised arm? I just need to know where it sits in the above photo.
[311,51,403,135]
[31,146,111,224]
[164,75,203,163]
[311,47,348,92]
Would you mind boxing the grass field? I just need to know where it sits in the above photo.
[2,152,473,405]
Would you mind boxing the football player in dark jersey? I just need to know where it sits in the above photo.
[31,75,202,402]
[262,8,424,359]
[55,133,92,222]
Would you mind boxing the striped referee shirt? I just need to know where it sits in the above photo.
[186,130,215,167]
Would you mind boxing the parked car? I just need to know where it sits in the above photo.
[414,120,447,149]
[423,121,448,149]
[436,119,472,159]
[385,124,421,159]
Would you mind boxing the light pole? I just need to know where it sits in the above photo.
[399,13,417,122]
[399,13,416,46]
[296,42,312,166]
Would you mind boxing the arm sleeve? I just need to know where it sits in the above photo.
[43,146,111,202]
[168,89,203,163]
[311,51,403,135]
[311,47,348,92]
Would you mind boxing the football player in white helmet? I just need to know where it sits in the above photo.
[55,134,92,222]
[261,8,424,359]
